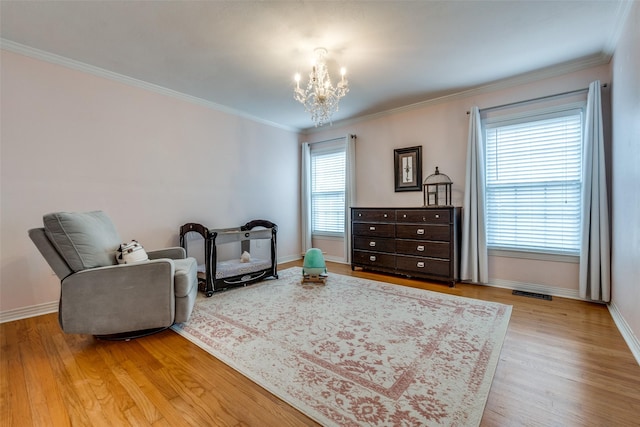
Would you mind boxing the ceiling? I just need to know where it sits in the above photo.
[0,1,630,131]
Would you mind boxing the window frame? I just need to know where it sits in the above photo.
[309,142,347,238]
[482,101,586,261]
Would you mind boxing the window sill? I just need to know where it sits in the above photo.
[488,249,578,264]
[312,234,344,240]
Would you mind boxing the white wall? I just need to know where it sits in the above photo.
[305,63,612,297]
[0,50,301,314]
[610,1,640,355]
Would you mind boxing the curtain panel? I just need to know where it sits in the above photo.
[300,142,312,254]
[461,106,489,284]
[344,135,357,263]
[579,80,611,302]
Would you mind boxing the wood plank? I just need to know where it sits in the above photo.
[0,320,33,426]
[97,350,163,425]
[43,321,108,427]
[19,316,71,426]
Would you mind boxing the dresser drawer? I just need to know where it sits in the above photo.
[353,222,395,238]
[396,255,450,277]
[396,240,450,258]
[352,209,395,222]
[353,250,395,269]
[396,209,450,224]
[353,236,396,253]
[396,224,450,241]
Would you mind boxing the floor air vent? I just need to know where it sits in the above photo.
[512,290,552,301]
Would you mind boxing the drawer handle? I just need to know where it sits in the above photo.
[435,214,440,218]
[403,214,407,218]
[369,241,376,247]
[370,255,377,262]
[358,213,362,217]
[417,245,425,251]
[369,226,376,231]
[417,262,425,268]
[384,214,388,218]
[417,229,425,235]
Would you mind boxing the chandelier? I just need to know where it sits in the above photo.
[294,47,349,127]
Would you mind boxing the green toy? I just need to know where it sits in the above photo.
[302,248,328,284]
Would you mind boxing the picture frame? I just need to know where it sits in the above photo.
[394,146,422,192]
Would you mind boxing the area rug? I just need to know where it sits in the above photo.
[171,267,512,426]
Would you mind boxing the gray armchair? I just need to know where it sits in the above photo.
[28,211,198,339]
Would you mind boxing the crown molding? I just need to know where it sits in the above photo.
[604,0,636,56]
[1,39,301,133]
[303,52,611,135]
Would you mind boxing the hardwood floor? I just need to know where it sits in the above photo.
[2,260,639,426]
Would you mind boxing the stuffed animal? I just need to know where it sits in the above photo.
[116,240,149,264]
[240,251,251,263]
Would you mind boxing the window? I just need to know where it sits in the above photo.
[310,145,346,236]
[484,105,584,255]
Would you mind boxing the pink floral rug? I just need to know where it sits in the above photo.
[171,267,512,426]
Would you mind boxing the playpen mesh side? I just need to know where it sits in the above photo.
[214,229,273,279]
[181,231,207,277]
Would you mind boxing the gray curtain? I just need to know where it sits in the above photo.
[461,106,488,284]
[579,80,611,302]
[344,135,357,263]
[300,142,312,254]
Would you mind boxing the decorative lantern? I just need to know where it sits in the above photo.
[423,167,452,206]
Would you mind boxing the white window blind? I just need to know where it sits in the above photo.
[484,108,583,255]
[311,147,346,236]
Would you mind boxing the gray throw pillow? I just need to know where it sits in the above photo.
[43,211,122,272]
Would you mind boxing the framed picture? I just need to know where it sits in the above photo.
[394,146,422,192]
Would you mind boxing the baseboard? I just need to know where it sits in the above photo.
[0,301,58,324]
[487,278,584,301]
[608,302,640,366]
[323,256,349,265]
[278,254,303,264]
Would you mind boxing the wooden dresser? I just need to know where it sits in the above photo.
[351,207,461,286]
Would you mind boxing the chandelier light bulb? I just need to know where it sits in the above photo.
[292,47,350,127]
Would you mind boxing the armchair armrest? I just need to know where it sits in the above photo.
[147,247,186,260]
[59,259,176,335]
